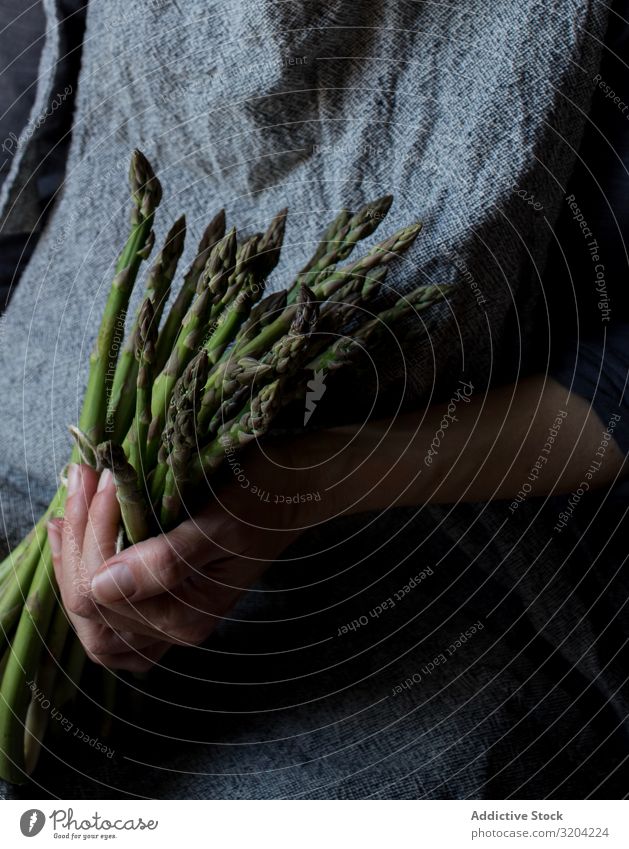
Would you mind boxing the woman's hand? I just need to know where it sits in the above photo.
[49,373,620,672]
[47,439,325,672]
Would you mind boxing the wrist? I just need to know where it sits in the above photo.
[282,426,379,521]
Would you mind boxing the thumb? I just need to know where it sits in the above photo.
[90,520,216,604]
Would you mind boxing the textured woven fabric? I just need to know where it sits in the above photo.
[3,0,629,800]
[0,1,45,191]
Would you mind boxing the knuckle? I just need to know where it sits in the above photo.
[64,492,86,522]
[172,620,208,646]
[64,590,93,618]
[165,528,196,567]
[85,630,120,657]
[143,540,187,591]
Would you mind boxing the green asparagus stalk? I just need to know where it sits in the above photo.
[160,351,209,527]
[203,287,319,440]
[145,229,237,469]
[305,266,390,364]
[203,237,265,363]
[202,357,273,438]
[154,209,226,372]
[201,207,287,362]
[143,216,188,324]
[287,196,393,302]
[233,222,422,362]
[194,379,282,483]
[236,289,288,346]
[96,442,151,545]
[0,521,50,641]
[0,152,161,781]
[78,150,161,448]
[128,298,158,481]
[0,543,56,783]
[310,222,422,300]
[23,602,71,774]
[307,283,443,374]
[0,522,42,590]
[256,207,288,277]
[199,291,312,434]
[264,284,318,376]
[352,282,443,343]
[107,215,186,442]
[298,207,350,275]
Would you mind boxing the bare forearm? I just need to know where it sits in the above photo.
[297,375,626,517]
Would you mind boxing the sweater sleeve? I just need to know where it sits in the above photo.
[549,322,629,497]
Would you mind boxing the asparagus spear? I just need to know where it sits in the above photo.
[352,282,443,343]
[128,298,158,481]
[264,284,318,376]
[0,544,56,783]
[145,229,237,469]
[79,150,162,448]
[234,222,422,361]
[203,238,264,364]
[236,289,287,346]
[287,196,393,302]
[201,285,316,433]
[194,380,282,482]
[160,351,209,527]
[23,602,71,773]
[0,152,160,780]
[256,207,288,277]
[154,209,226,372]
[0,522,42,589]
[311,222,421,300]
[107,215,186,442]
[202,357,273,438]
[192,231,257,339]
[298,207,351,275]
[0,521,50,642]
[303,266,390,365]
[307,283,443,374]
[201,208,287,362]
[0,482,63,781]
[198,355,267,412]
[195,285,317,436]
[96,442,151,545]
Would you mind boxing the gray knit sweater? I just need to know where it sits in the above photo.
[0,0,606,540]
[3,1,625,801]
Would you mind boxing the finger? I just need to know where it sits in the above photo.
[82,469,121,578]
[60,463,99,618]
[48,518,63,572]
[79,621,165,657]
[95,554,268,639]
[93,595,213,646]
[87,640,171,673]
[90,516,222,605]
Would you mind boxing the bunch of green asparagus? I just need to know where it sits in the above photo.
[0,150,440,783]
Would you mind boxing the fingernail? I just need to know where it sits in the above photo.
[91,562,136,603]
[47,521,62,558]
[67,463,80,496]
[97,468,113,493]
